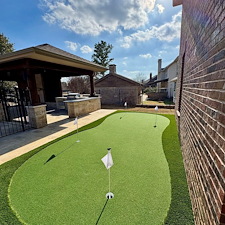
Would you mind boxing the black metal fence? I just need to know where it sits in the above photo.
[0,87,32,137]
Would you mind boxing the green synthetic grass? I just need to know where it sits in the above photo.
[8,113,171,225]
[162,115,194,224]
[0,115,112,225]
[0,111,194,225]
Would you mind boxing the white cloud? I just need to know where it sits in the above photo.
[139,53,152,58]
[65,41,78,51]
[158,50,167,57]
[80,45,93,54]
[156,4,165,14]
[130,70,141,74]
[117,29,123,35]
[121,11,182,48]
[41,0,156,36]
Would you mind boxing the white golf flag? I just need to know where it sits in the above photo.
[101,152,114,169]
[124,101,127,107]
[74,117,78,125]
[155,106,158,111]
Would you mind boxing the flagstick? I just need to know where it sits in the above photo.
[154,106,158,128]
[108,167,111,193]
[76,118,80,142]
[75,108,80,143]
[124,101,127,109]
[106,148,114,199]
[108,148,111,193]
[154,113,157,127]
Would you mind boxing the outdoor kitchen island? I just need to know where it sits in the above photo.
[64,96,101,118]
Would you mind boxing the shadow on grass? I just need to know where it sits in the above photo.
[95,199,109,225]
[163,98,174,105]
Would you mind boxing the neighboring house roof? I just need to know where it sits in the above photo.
[151,78,168,84]
[143,75,157,86]
[160,56,178,73]
[143,56,178,86]
[95,73,141,87]
[0,44,107,72]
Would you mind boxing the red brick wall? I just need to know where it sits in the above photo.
[175,0,225,224]
[95,74,141,106]
[96,86,141,106]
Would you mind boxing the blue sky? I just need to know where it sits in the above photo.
[0,0,182,81]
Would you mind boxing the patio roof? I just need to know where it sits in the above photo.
[0,44,107,73]
[95,72,142,86]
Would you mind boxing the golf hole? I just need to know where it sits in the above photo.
[106,192,114,199]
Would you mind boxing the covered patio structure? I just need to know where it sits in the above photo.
[0,44,107,130]
[0,44,107,104]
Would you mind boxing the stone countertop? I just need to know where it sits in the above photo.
[64,97,100,103]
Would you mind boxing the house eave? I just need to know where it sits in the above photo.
[169,77,178,82]
[95,73,142,86]
[0,46,107,73]
[152,78,169,84]
[173,0,183,7]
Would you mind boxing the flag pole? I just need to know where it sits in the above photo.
[154,113,157,127]
[109,165,111,193]
[108,148,111,193]
[74,117,80,142]
[124,101,127,109]
[76,117,80,142]
[154,106,158,127]
[106,147,114,199]
[75,109,80,142]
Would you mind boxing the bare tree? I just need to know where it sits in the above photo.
[67,76,90,94]
[133,73,147,84]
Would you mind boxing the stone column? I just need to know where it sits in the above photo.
[26,105,47,128]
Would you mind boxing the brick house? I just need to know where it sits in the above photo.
[95,65,142,106]
[174,0,225,224]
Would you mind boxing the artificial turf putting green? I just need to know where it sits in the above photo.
[9,112,171,225]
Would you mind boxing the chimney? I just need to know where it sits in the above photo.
[109,64,116,74]
[158,59,162,74]
[150,73,152,81]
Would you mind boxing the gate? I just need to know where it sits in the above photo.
[0,87,32,137]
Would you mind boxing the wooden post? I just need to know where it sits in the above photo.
[90,73,95,97]
[27,70,40,105]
